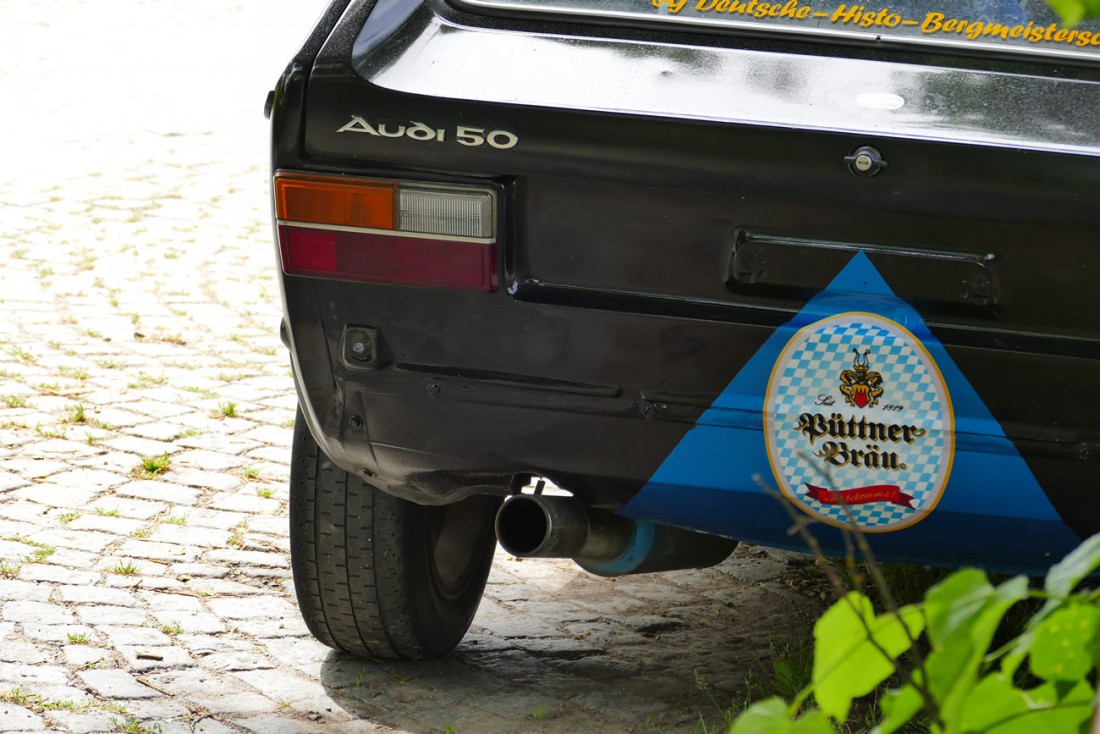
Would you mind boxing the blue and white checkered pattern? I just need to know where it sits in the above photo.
[766,315,951,532]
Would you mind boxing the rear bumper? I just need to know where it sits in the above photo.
[284,273,750,508]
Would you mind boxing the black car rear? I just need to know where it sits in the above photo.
[271,0,1100,659]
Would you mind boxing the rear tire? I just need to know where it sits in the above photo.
[289,409,498,659]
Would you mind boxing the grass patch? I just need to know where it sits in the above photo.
[3,536,58,565]
[57,366,88,381]
[57,511,80,524]
[1,394,27,409]
[64,403,87,424]
[67,632,91,645]
[131,453,170,479]
[34,423,66,439]
[109,715,162,734]
[111,560,140,576]
[150,333,187,346]
[23,547,55,564]
[227,522,248,549]
[0,686,101,715]
[159,621,183,636]
[0,561,21,579]
[216,400,237,418]
[7,346,34,364]
[172,427,201,441]
[127,372,167,389]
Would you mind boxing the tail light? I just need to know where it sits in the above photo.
[274,172,499,292]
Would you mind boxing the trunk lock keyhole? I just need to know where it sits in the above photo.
[845,146,887,177]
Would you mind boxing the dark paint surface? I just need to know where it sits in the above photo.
[272,0,1100,572]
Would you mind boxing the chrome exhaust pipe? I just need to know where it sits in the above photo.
[494,494,634,562]
[495,494,737,577]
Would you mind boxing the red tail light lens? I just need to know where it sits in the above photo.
[274,172,498,292]
[277,227,499,292]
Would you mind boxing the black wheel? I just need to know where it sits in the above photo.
[288,409,499,659]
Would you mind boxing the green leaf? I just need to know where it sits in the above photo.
[958,674,1031,733]
[728,698,834,734]
[1004,533,1100,677]
[958,675,1096,734]
[924,570,1026,646]
[1030,604,1100,681]
[923,569,989,645]
[811,593,924,722]
[1045,533,1100,600]
[1045,0,1087,26]
[1026,679,1096,733]
[789,711,834,734]
[875,683,925,734]
[1044,0,1100,26]
[921,573,1028,726]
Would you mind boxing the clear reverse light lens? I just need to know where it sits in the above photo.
[398,188,494,239]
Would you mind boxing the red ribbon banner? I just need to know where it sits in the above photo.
[805,484,915,509]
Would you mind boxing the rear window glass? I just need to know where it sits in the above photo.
[458,0,1100,61]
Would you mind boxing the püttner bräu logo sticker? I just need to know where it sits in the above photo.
[764,313,954,532]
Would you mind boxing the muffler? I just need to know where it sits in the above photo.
[494,494,736,577]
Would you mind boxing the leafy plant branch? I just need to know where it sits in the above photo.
[734,472,1100,734]
[754,473,942,729]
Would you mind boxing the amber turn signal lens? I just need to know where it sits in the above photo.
[274,174,397,230]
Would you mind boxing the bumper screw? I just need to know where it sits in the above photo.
[350,340,370,361]
[426,383,440,397]
[641,402,658,420]
[349,415,364,430]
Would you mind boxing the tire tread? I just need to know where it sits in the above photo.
[288,410,495,659]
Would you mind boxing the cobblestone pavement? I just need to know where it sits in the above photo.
[0,2,825,732]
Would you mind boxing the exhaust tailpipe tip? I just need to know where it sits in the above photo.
[495,494,631,561]
[495,494,737,577]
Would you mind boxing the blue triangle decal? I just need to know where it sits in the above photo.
[622,253,1079,573]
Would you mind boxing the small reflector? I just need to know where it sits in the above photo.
[398,188,493,239]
